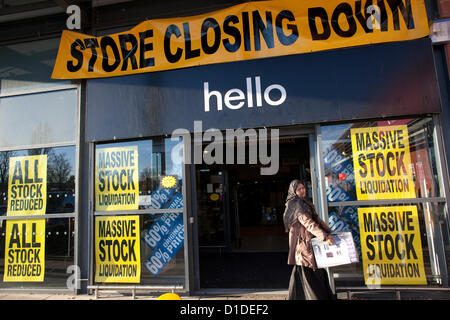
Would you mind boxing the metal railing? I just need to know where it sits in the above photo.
[336,286,450,300]
[87,285,184,299]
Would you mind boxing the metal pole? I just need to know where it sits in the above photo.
[315,124,335,294]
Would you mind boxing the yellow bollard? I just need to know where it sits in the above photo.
[156,293,182,300]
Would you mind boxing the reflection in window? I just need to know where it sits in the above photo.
[94,137,185,285]
[321,117,446,287]
[0,217,75,289]
[0,89,77,149]
[0,38,70,95]
[0,146,76,215]
[322,118,442,202]
[141,213,185,284]
[329,202,445,287]
[95,137,183,211]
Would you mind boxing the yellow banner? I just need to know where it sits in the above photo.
[4,155,47,282]
[95,215,141,283]
[7,155,47,216]
[52,0,430,79]
[358,206,426,285]
[351,125,416,200]
[95,146,139,211]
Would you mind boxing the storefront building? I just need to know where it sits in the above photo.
[0,0,449,297]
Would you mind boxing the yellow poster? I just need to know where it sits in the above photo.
[7,155,47,216]
[95,146,139,211]
[358,206,426,285]
[52,0,429,79]
[3,220,46,282]
[350,125,416,200]
[4,155,47,282]
[95,215,141,283]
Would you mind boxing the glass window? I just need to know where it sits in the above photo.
[322,118,443,202]
[328,202,444,287]
[0,38,70,95]
[95,138,183,212]
[141,213,185,284]
[0,89,77,149]
[321,117,447,287]
[93,137,185,285]
[0,50,78,289]
[1,0,47,8]
[0,217,75,289]
[0,146,76,216]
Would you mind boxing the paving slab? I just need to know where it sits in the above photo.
[0,289,448,300]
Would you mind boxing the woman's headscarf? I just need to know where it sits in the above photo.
[283,179,304,232]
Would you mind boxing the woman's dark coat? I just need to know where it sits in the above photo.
[284,180,332,270]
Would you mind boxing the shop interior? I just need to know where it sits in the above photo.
[196,136,312,288]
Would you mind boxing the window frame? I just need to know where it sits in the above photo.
[89,135,189,290]
[316,115,450,288]
[0,84,80,292]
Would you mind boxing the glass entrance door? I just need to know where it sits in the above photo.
[196,166,230,249]
[196,136,312,288]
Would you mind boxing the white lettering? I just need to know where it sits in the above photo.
[203,76,287,112]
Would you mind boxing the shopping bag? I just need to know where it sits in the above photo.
[311,232,359,268]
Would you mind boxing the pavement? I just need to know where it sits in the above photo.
[0,289,291,300]
[0,288,449,300]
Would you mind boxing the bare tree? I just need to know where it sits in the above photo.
[48,152,72,185]
[0,150,17,190]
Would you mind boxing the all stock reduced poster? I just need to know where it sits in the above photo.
[3,155,47,282]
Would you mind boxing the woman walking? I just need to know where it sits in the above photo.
[283,179,336,300]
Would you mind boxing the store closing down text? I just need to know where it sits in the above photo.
[62,1,419,75]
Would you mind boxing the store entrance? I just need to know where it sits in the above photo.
[196,136,312,288]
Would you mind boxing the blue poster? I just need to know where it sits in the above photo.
[326,183,354,202]
[142,184,185,276]
[146,186,176,209]
[339,206,359,229]
[329,211,352,233]
[165,192,183,209]
[323,142,362,258]
[143,211,183,249]
[144,219,184,277]
[328,211,361,258]
[323,145,355,183]
[142,192,183,250]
